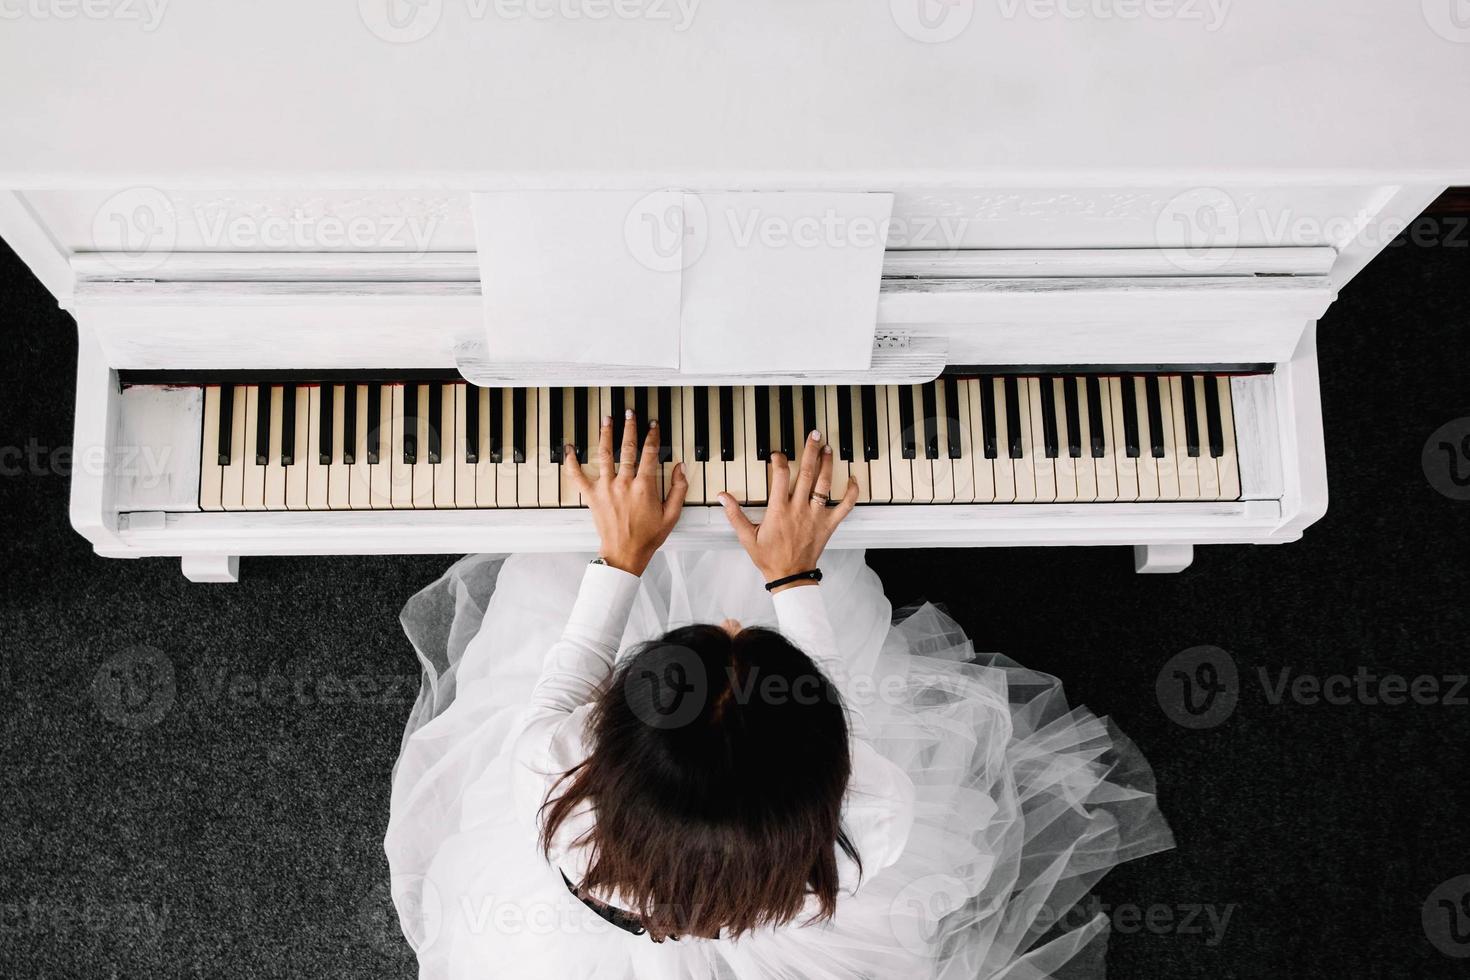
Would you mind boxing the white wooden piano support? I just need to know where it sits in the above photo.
[181,555,240,584]
[1133,544,1194,575]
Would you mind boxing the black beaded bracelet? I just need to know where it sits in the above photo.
[764,568,823,591]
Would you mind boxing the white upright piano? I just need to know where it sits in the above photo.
[2,1,1468,581]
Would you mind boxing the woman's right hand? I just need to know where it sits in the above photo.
[717,430,858,592]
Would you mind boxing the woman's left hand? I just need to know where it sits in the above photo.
[566,410,687,576]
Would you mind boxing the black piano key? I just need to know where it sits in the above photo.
[549,387,564,464]
[657,387,673,462]
[836,385,854,461]
[719,386,734,462]
[1120,375,1140,458]
[694,387,710,462]
[255,386,272,465]
[860,387,879,461]
[979,377,998,460]
[488,388,504,464]
[1039,377,1060,459]
[920,381,939,459]
[1180,375,1200,457]
[280,384,297,465]
[402,383,418,465]
[511,388,527,464]
[778,387,795,457]
[1144,376,1166,458]
[801,385,817,440]
[610,387,625,430]
[573,387,588,464]
[464,385,480,463]
[1085,376,1105,458]
[898,386,916,460]
[319,384,334,465]
[755,385,771,460]
[1063,377,1081,459]
[943,378,962,460]
[1204,375,1225,458]
[367,385,382,464]
[634,387,648,446]
[427,384,443,464]
[1003,377,1023,459]
[216,385,235,465]
[342,385,357,465]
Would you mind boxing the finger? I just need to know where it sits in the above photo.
[617,410,638,478]
[596,415,615,481]
[829,475,859,523]
[768,451,790,502]
[717,491,758,549]
[565,445,592,495]
[793,429,823,499]
[663,463,689,527]
[812,444,834,504]
[638,418,661,481]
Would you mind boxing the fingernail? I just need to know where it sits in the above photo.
[824,445,832,455]
[625,409,634,420]
[602,415,612,427]
[809,429,821,442]
[565,443,574,454]
[649,419,658,429]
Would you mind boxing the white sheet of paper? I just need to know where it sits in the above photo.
[678,192,893,374]
[472,190,682,367]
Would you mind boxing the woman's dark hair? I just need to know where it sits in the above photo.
[539,624,858,940]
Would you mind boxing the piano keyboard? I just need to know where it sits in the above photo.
[193,376,1242,511]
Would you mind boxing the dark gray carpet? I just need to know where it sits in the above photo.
[2,229,1468,979]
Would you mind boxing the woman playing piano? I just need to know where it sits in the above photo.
[385,411,1173,979]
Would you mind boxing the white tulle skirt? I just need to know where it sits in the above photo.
[386,551,1173,980]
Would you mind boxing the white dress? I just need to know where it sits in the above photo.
[386,551,1174,980]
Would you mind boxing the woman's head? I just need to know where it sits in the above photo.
[539,623,857,940]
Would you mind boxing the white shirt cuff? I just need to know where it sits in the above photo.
[564,562,642,648]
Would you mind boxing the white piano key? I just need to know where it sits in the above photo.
[370,385,394,509]
[846,385,872,504]
[950,379,974,503]
[241,386,268,511]
[307,386,331,510]
[497,388,520,508]
[435,384,460,508]
[516,388,539,507]
[535,387,558,508]
[200,385,224,511]
[559,387,581,507]
[885,385,913,502]
[1156,378,1182,500]
[387,384,411,508]
[661,386,683,504]
[866,385,891,504]
[1050,378,1076,503]
[454,384,478,508]
[1073,378,1098,502]
[1106,378,1135,502]
[742,386,766,504]
[1093,378,1119,502]
[931,381,955,503]
[681,386,704,503]
[824,386,850,503]
[726,386,748,504]
[287,385,311,510]
[263,385,287,510]
[1134,377,1161,501]
[326,384,350,510]
[474,386,497,508]
[1194,375,1221,500]
[990,379,1015,504]
[704,387,726,502]
[1170,376,1199,500]
[220,384,247,512]
[1027,378,1055,503]
[1218,377,1242,500]
[909,385,933,503]
[411,384,436,509]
